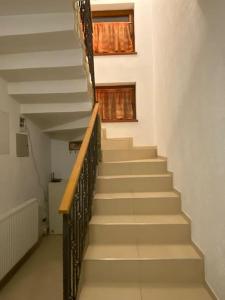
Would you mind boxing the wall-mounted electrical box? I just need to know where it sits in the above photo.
[16,133,29,157]
[19,117,26,132]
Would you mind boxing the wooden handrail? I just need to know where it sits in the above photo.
[59,103,99,215]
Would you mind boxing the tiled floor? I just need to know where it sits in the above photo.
[0,235,62,300]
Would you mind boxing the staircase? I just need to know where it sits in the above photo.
[0,0,93,141]
[79,132,215,300]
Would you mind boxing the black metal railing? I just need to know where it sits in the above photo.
[77,0,95,92]
[59,1,99,299]
[59,104,100,300]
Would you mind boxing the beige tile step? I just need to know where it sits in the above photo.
[96,174,173,193]
[141,284,214,300]
[79,283,141,300]
[101,137,133,150]
[79,283,214,300]
[89,214,191,244]
[98,158,167,176]
[83,247,204,284]
[83,259,204,284]
[84,244,200,260]
[102,147,157,162]
[93,191,181,215]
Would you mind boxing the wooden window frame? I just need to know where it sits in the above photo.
[92,9,136,56]
[96,84,137,123]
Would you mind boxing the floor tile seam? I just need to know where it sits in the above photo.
[137,252,149,300]
[140,283,144,300]
[135,239,143,300]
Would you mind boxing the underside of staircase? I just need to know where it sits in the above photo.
[78,131,215,300]
[0,0,93,141]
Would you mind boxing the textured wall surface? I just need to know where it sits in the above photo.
[0,78,51,218]
[51,139,77,180]
[151,1,225,298]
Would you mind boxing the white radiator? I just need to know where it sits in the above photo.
[0,199,39,280]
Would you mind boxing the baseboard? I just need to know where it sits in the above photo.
[180,211,218,300]
[204,282,218,300]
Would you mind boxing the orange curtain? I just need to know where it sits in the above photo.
[96,87,135,121]
[93,22,134,54]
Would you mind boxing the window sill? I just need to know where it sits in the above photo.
[94,51,137,56]
[102,119,138,123]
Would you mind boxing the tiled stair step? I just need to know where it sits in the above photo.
[101,137,133,150]
[94,192,181,215]
[98,158,167,176]
[96,174,173,193]
[89,214,191,244]
[102,147,157,162]
[83,244,204,284]
[79,283,214,300]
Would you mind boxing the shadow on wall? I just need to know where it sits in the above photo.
[173,3,225,295]
[197,0,225,19]
[152,0,225,298]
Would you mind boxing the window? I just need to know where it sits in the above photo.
[96,85,137,122]
[92,10,135,55]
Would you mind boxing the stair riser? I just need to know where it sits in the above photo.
[102,148,157,162]
[89,224,191,244]
[93,197,181,215]
[2,66,85,82]
[98,160,167,176]
[83,259,204,284]
[96,176,173,193]
[11,91,90,104]
[0,30,79,55]
[101,138,133,150]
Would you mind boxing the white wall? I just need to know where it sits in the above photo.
[91,0,154,146]
[151,0,225,298]
[0,77,51,219]
[50,139,77,180]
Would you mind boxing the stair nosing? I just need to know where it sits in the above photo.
[100,158,167,164]
[97,173,172,179]
[94,191,180,200]
[84,257,202,261]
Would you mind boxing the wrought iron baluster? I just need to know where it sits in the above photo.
[61,1,100,298]
[63,214,72,300]
[74,192,79,297]
[79,0,96,101]
[62,115,99,300]
[84,156,89,230]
